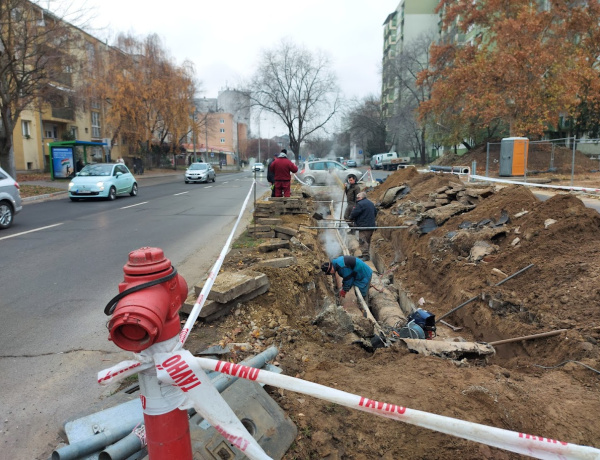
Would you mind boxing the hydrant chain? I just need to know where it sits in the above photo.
[103,266,178,316]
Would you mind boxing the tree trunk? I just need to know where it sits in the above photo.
[0,106,16,178]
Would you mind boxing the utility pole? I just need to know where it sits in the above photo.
[258,116,261,164]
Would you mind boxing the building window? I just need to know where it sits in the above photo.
[21,120,31,138]
[91,112,101,138]
[44,124,57,139]
[220,128,225,133]
[220,138,225,143]
[220,119,225,124]
[70,126,78,139]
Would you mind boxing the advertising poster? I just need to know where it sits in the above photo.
[52,147,75,178]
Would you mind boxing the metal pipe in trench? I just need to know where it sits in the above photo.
[302,226,409,230]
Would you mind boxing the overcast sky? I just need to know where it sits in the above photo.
[78,0,395,102]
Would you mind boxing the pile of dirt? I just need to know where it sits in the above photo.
[183,174,600,459]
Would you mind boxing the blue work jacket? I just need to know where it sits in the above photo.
[331,255,373,297]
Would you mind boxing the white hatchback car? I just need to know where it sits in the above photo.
[252,163,265,172]
[297,160,362,186]
[0,166,23,229]
[185,163,216,183]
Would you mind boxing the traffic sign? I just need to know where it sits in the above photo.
[358,149,363,155]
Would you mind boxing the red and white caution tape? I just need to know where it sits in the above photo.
[194,357,600,460]
[175,181,256,350]
[155,350,270,459]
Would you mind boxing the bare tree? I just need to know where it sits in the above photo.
[0,0,84,177]
[344,95,387,156]
[247,39,340,158]
[387,33,438,165]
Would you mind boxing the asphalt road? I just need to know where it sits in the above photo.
[0,170,268,459]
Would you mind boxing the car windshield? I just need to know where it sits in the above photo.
[78,164,113,176]
[189,164,208,170]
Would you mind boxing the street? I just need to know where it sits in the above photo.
[0,170,265,459]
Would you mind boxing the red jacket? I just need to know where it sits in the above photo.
[269,157,298,181]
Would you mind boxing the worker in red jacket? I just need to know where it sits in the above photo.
[268,149,298,197]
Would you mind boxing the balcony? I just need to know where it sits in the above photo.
[51,107,75,120]
[53,73,72,87]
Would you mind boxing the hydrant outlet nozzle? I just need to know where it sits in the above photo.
[107,247,187,353]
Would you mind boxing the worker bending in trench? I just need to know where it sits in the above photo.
[321,255,373,303]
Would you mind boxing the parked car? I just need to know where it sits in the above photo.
[297,160,362,186]
[185,162,216,183]
[252,163,265,172]
[0,166,23,229]
[68,163,138,201]
[346,159,358,167]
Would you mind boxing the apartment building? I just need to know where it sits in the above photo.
[189,90,249,166]
[382,0,439,121]
[7,2,127,174]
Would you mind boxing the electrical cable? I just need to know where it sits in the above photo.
[103,266,178,316]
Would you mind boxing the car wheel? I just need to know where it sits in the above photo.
[305,176,315,186]
[108,186,117,201]
[69,197,80,202]
[130,183,138,196]
[212,175,216,182]
[185,180,189,184]
[0,201,14,229]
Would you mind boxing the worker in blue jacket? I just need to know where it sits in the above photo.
[321,255,373,301]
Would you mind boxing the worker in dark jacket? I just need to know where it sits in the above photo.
[343,174,360,220]
[349,192,377,260]
[321,255,373,300]
[266,151,278,197]
[268,149,298,197]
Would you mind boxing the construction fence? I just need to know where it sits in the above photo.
[480,137,600,182]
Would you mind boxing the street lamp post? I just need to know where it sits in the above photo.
[192,111,196,163]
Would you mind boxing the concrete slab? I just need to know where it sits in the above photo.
[256,218,282,225]
[200,283,270,321]
[208,270,269,304]
[258,239,291,253]
[183,283,270,317]
[256,256,297,268]
[247,225,272,233]
[273,226,298,236]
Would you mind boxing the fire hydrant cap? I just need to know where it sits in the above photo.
[124,247,172,276]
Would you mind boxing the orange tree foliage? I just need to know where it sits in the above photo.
[94,34,197,156]
[419,0,600,140]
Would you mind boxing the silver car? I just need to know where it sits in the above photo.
[297,160,362,186]
[0,166,23,229]
[185,163,216,183]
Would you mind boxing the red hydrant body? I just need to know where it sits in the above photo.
[107,247,192,459]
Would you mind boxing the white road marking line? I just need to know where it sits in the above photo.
[120,202,148,209]
[204,186,213,188]
[0,223,63,241]
[174,192,189,196]
[223,182,228,184]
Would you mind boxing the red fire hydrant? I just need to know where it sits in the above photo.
[107,247,192,459]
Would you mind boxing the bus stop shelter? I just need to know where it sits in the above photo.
[49,140,107,180]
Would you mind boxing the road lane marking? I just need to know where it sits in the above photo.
[0,223,63,241]
[204,186,213,188]
[223,181,228,184]
[120,202,148,209]
[174,191,189,196]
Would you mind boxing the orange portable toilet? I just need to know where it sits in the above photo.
[499,137,529,176]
